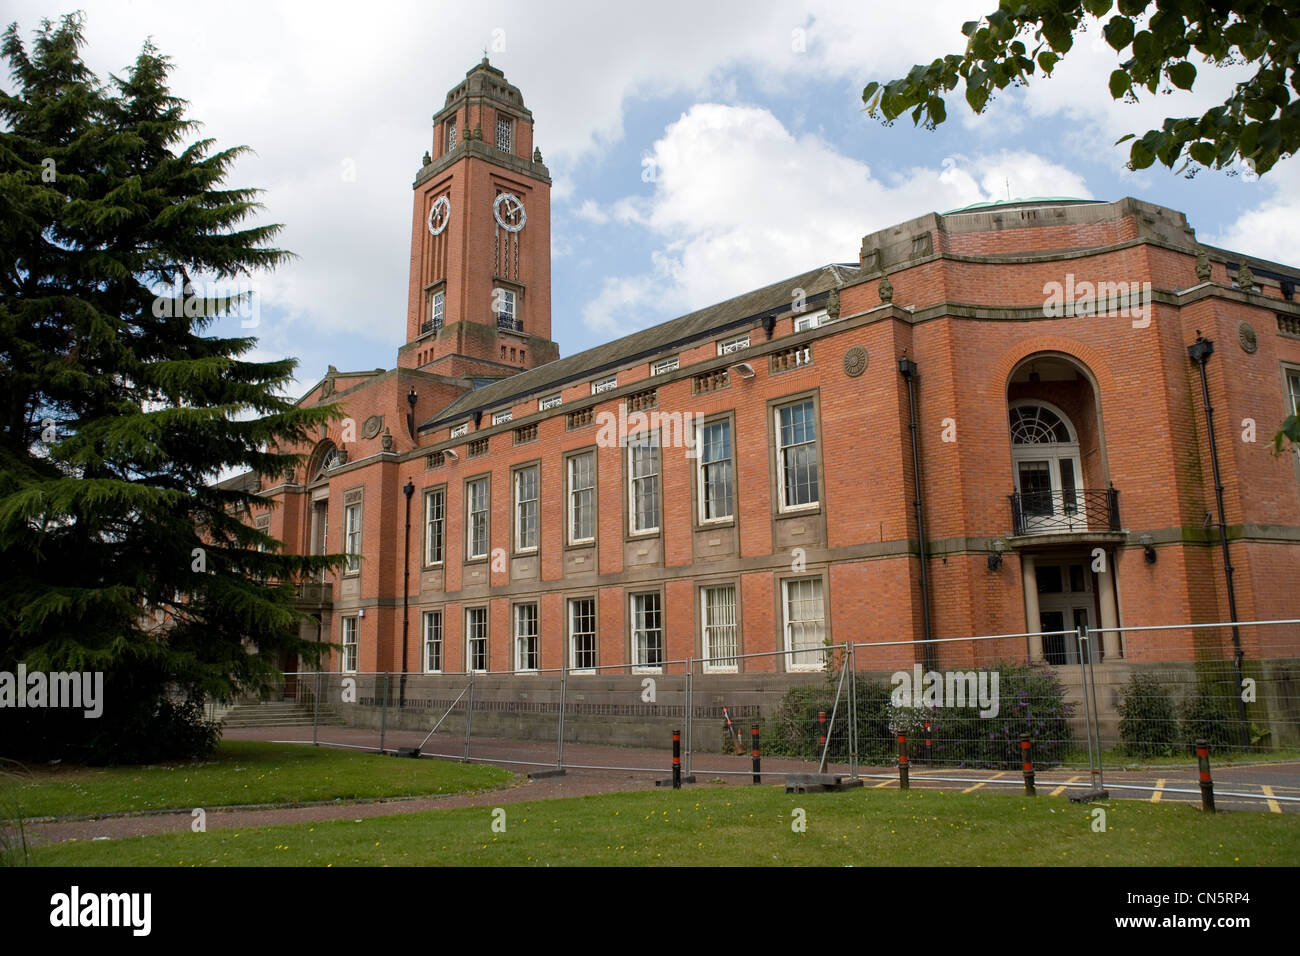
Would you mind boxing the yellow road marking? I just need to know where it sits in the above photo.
[1051,774,1081,797]
[1151,778,1166,803]
[1262,785,1282,814]
[963,771,1006,794]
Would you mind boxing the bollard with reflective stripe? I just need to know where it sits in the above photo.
[1020,733,1036,796]
[672,729,681,790]
[924,721,932,767]
[1196,739,1215,813]
[751,724,761,785]
[897,732,909,790]
[817,710,827,759]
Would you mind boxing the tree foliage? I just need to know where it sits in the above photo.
[863,1,1300,176]
[0,13,344,762]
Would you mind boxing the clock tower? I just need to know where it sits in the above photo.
[399,58,559,378]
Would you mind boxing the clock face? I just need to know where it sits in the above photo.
[426,195,450,236]
[493,192,526,233]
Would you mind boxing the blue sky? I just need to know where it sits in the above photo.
[7,1,1294,396]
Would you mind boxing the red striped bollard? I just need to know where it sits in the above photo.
[817,711,827,759]
[897,732,909,789]
[751,724,761,785]
[1196,739,1215,813]
[672,729,681,790]
[924,721,932,766]
[1020,733,1036,796]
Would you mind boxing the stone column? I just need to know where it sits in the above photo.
[1097,557,1121,660]
[1021,554,1043,663]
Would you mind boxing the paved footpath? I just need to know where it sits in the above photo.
[26,727,1299,846]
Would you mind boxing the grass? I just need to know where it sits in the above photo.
[0,741,513,819]
[28,786,1300,867]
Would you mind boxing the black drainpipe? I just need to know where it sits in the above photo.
[1187,334,1250,750]
[401,478,415,707]
[898,357,936,671]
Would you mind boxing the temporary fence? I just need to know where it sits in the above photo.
[235,618,1300,807]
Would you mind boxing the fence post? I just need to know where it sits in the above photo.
[897,733,909,789]
[463,674,475,762]
[848,642,858,779]
[672,729,682,789]
[1084,627,1107,793]
[379,672,389,754]
[1196,739,1216,813]
[685,657,694,778]
[1020,733,1036,796]
[556,664,567,772]
[751,724,761,785]
[312,671,320,747]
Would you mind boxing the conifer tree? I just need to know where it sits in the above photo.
[0,13,342,762]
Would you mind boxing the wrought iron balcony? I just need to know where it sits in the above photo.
[1009,487,1120,537]
[420,317,442,336]
[497,313,522,332]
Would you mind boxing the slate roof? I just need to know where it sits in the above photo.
[421,261,858,430]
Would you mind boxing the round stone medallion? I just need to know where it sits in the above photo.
[1237,321,1258,354]
[843,346,869,377]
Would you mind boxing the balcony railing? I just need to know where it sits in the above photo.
[497,314,522,332]
[1009,487,1120,537]
[420,317,443,336]
[293,582,332,607]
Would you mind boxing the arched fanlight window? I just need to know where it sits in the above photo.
[307,440,342,481]
[1009,405,1073,445]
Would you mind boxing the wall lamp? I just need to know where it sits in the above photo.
[987,539,1005,571]
[443,447,459,460]
[1139,533,1157,564]
[731,362,756,379]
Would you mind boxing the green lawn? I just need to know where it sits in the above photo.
[0,741,513,819]
[28,786,1300,867]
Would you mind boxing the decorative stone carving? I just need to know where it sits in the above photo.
[826,287,840,321]
[1195,248,1212,282]
[473,122,482,140]
[1238,321,1258,354]
[422,151,431,167]
[879,273,894,304]
[361,414,383,440]
[463,122,471,144]
[1237,263,1255,291]
[381,427,395,452]
[843,346,868,378]
[321,377,334,398]
[533,147,543,163]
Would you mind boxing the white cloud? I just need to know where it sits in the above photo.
[1205,159,1300,265]
[582,104,1092,333]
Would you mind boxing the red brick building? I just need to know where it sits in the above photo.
[230,59,1300,682]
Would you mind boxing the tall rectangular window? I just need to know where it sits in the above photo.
[424,488,445,565]
[698,419,734,522]
[514,603,539,672]
[776,400,820,510]
[631,592,664,671]
[569,598,596,671]
[423,610,443,673]
[568,452,595,544]
[701,586,737,673]
[342,616,358,673]
[495,288,516,324]
[429,289,445,331]
[628,433,660,534]
[783,578,826,671]
[344,502,362,573]
[466,478,488,560]
[466,607,488,672]
[1288,368,1300,415]
[445,119,457,151]
[495,115,513,152]
[515,466,538,552]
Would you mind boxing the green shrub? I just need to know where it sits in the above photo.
[1179,682,1240,753]
[1117,672,1179,758]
